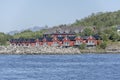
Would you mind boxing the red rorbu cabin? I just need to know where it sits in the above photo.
[9,33,102,47]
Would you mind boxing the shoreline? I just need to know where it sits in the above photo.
[0,46,119,55]
[0,46,81,55]
[80,49,120,54]
[0,52,120,55]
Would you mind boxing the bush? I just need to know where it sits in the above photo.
[78,44,86,49]
[100,42,107,49]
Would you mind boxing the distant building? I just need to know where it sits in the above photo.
[117,26,120,32]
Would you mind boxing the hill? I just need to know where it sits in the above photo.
[45,10,120,34]
[72,10,120,27]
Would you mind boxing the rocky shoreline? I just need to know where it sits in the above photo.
[0,46,81,55]
[0,46,119,55]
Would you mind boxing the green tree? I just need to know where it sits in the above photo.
[109,32,119,41]
[13,30,46,39]
[82,28,94,36]
[100,42,107,49]
[0,32,12,45]
[78,44,86,49]
[100,33,109,41]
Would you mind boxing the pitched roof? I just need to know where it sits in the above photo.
[93,34,102,40]
[68,36,76,41]
[57,37,64,41]
[45,37,53,42]
[10,38,36,43]
[10,39,23,43]
[28,39,36,43]
[39,37,44,42]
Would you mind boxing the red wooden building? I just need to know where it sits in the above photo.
[9,33,101,47]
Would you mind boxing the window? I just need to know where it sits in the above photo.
[43,42,47,46]
[64,42,69,46]
[53,42,59,46]
[87,40,95,45]
[76,41,80,44]
[88,40,94,43]
[75,40,82,45]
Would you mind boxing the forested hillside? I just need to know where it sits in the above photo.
[72,10,120,42]
[0,33,13,45]
[72,10,120,27]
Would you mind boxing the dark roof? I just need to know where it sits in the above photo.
[18,38,25,43]
[44,33,75,35]
[10,38,36,43]
[10,39,22,43]
[39,37,44,42]
[93,34,102,40]
[28,39,36,43]
[24,39,29,42]
[45,37,53,42]
[57,37,64,41]
[68,36,76,41]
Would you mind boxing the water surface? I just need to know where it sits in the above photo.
[0,53,120,80]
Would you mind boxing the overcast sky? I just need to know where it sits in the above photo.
[0,0,120,33]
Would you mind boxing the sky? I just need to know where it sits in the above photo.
[0,0,120,33]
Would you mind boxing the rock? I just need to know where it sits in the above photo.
[0,46,81,54]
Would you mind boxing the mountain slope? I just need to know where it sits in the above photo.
[72,10,120,27]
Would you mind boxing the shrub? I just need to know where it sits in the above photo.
[78,44,86,49]
[100,42,107,49]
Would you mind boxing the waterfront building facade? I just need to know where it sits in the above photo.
[9,33,101,47]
